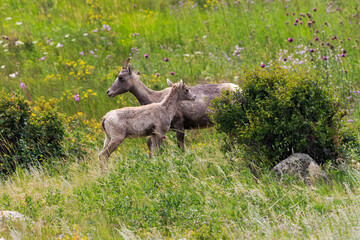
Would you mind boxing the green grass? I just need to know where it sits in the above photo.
[1,0,360,239]
[1,0,359,119]
[1,130,360,239]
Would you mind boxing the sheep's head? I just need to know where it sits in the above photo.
[107,57,135,98]
[167,79,196,101]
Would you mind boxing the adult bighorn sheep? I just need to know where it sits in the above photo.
[99,80,196,164]
[107,57,239,151]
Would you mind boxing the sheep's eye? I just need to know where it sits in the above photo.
[185,89,189,92]
[118,76,124,82]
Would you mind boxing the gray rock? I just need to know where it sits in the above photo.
[272,153,329,186]
[0,211,31,226]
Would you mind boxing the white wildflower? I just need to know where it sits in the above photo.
[9,73,17,78]
[65,34,70,38]
[15,40,24,46]
[83,33,88,36]
[5,17,12,21]
[16,21,22,25]
[1,65,5,69]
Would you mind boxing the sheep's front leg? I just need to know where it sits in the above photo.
[149,133,165,157]
[172,116,185,152]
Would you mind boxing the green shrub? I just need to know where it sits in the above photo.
[211,66,353,167]
[0,91,66,174]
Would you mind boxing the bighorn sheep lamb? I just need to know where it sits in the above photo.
[107,57,240,151]
[99,80,196,163]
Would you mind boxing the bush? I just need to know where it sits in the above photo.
[0,91,66,174]
[211,66,353,167]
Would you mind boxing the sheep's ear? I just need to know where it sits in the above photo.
[128,64,133,75]
[167,79,173,87]
[178,80,184,89]
[123,57,132,68]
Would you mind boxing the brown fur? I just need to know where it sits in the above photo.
[107,57,240,151]
[99,80,195,166]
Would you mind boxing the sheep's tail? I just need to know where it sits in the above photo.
[101,118,106,132]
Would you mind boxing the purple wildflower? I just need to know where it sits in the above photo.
[106,55,111,59]
[283,58,287,61]
[102,24,111,31]
[341,53,345,57]
[79,51,84,56]
[90,50,94,54]
[348,119,354,123]
[144,54,149,59]
[20,82,27,89]
[260,63,265,68]
[133,4,136,8]
[170,71,175,75]
[288,38,293,42]
[164,57,169,62]
[310,49,315,52]
[314,37,319,41]
[92,28,98,33]
[136,71,140,75]
[323,56,327,60]
[295,19,299,22]
[40,56,46,61]
[156,73,160,77]
[74,94,80,102]
[313,8,317,12]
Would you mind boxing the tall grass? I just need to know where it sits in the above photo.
[1,0,359,119]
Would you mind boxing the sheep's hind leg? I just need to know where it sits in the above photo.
[147,137,153,157]
[175,128,185,152]
[98,137,124,171]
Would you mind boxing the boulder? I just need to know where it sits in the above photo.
[271,153,329,186]
[0,211,31,227]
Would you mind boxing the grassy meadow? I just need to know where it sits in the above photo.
[1,0,360,239]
